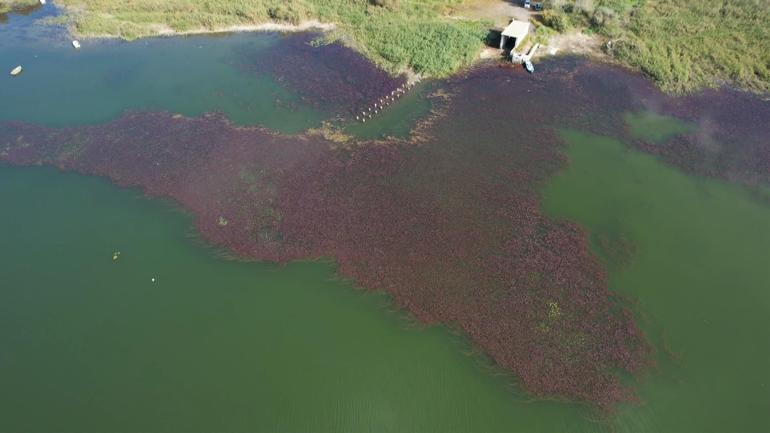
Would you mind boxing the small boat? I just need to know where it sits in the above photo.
[10,66,23,76]
[72,40,81,49]
[523,60,534,74]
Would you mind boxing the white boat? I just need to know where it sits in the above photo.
[524,60,534,74]
[10,66,23,76]
[72,40,81,49]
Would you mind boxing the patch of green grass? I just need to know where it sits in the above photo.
[540,0,770,93]
[0,0,40,15]
[55,0,490,77]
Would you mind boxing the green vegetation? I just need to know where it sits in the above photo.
[55,0,489,77]
[21,0,770,91]
[0,0,39,15]
[540,0,770,93]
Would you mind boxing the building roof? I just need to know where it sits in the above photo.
[502,20,531,39]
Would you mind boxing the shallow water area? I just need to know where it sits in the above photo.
[344,80,435,139]
[0,8,325,132]
[624,111,696,143]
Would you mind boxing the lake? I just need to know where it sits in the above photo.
[1,5,768,432]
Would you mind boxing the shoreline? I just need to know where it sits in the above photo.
[28,0,770,95]
[69,19,336,40]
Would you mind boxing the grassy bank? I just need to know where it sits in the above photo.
[0,0,40,15]
[21,0,770,92]
[539,0,770,93]
[54,0,489,77]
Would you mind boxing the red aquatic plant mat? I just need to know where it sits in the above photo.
[236,33,407,117]
[573,64,770,186]
[10,57,767,408]
[0,61,654,408]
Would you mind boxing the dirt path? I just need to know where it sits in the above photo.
[538,31,605,59]
[452,1,605,62]
[450,0,533,28]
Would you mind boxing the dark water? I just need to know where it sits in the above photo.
[1,7,769,433]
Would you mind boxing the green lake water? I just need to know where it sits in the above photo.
[2,6,769,433]
[0,8,322,132]
[0,165,597,433]
[543,130,770,432]
[623,111,696,143]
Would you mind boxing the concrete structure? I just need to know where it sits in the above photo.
[499,20,531,52]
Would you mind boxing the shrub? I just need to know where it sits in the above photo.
[591,6,615,27]
[370,0,400,11]
[267,5,302,25]
[542,9,570,32]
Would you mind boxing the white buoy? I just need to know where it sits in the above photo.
[72,40,81,49]
[10,66,22,76]
[151,277,156,283]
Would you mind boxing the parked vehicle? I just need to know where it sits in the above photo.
[524,0,531,9]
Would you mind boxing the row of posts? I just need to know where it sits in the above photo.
[355,81,415,123]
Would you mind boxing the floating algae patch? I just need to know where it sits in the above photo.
[238,33,407,118]
[542,130,770,432]
[624,111,696,144]
[629,94,770,185]
[559,60,770,186]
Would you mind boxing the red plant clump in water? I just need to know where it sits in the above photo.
[573,64,770,185]
[650,90,770,186]
[238,33,407,116]
[2,57,763,407]
[0,60,661,408]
